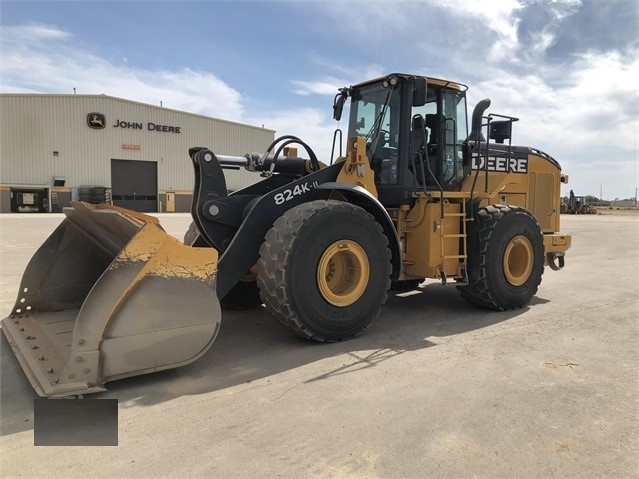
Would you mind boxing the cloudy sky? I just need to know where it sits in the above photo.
[1,0,637,200]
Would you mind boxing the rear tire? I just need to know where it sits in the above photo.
[257,200,392,342]
[184,221,262,310]
[460,204,544,310]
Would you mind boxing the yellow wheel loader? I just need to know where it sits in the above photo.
[2,74,571,397]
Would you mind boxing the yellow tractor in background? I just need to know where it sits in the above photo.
[2,74,571,397]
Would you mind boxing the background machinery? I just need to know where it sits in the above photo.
[2,74,571,397]
[561,190,597,214]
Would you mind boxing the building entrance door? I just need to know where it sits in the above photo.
[165,192,176,212]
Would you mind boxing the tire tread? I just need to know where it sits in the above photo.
[460,204,544,310]
[258,200,391,342]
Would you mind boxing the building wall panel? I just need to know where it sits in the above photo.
[1,95,274,197]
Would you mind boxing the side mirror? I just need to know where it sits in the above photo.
[333,89,349,121]
[413,77,427,107]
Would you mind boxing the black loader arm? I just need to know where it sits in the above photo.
[190,147,344,298]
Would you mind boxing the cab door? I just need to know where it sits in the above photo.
[441,89,468,188]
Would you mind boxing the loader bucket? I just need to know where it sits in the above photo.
[1,202,221,397]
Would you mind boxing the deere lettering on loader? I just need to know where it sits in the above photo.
[2,74,571,397]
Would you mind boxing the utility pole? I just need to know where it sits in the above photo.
[600,184,603,202]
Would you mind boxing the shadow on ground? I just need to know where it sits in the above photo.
[1,282,541,436]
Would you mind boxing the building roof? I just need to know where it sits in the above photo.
[0,93,276,133]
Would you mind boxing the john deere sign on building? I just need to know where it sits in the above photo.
[0,94,274,213]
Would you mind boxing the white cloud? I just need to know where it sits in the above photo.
[289,58,386,97]
[474,49,638,148]
[528,29,556,58]
[291,79,342,96]
[1,22,72,41]
[437,0,523,62]
[307,56,385,83]
[470,48,639,199]
[549,0,583,21]
[0,23,244,122]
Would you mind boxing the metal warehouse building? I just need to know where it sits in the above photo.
[0,94,275,213]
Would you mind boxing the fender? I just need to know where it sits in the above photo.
[214,171,402,297]
[317,182,402,282]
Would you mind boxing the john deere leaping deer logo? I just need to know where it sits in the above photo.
[87,113,106,129]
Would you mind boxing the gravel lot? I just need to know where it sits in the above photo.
[1,212,637,478]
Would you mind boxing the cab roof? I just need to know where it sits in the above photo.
[353,73,468,92]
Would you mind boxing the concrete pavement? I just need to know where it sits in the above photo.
[1,213,637,478]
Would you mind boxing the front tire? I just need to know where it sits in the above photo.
[460,204,544,310]
[257,200,392,342]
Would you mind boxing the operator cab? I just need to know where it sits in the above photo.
[338,74,469,205]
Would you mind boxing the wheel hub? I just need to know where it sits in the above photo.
[317,240,369,307]
[503,235,534,286]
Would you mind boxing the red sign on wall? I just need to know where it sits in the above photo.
[122,144,141,150]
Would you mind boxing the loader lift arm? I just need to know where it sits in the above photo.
[189,139,402,300]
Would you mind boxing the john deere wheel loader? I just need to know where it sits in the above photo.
[2,74,571,397]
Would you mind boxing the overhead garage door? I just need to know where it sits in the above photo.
[111,159,158,212]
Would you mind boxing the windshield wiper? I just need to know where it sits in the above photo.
[366,89,392,155]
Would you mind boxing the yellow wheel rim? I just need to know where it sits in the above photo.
[503,235,534,286]
[317,240,369,307]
